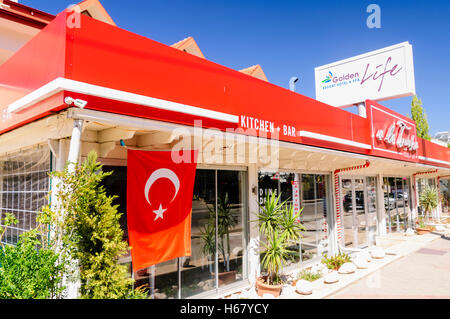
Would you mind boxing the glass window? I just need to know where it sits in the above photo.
[441,179,449,214]
[0,146,51,246]
[181,169,216,298]
[103,167,248,299]
[341,178,354,247]
[366,177,377,246]
[258,172,278,205]
[258,171,330,266]
[216,170,246,288]
[301,174,319,261]
[383,177,411,233]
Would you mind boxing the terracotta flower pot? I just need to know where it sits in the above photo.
[416,227,432,235]
[211,270,237,285]
[256,277,283,298]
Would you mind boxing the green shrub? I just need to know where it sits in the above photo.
[419,185,439,220]
[297,269,322,282]
[51,151,146,299]
[321,253,351,271]
[0,213,66,299]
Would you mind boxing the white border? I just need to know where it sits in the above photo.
[298,130,372,150]
[418,156,450,166]
[7,77,239,124]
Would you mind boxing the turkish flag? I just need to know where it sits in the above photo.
[127,149,198,272]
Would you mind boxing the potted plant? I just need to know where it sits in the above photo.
[200,220,217,274]
[415,217,435,235]
[321,252,351,271]
[253,192,305,297]
[417,185,439,233]
[201,193,238,285]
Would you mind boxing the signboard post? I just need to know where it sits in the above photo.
[315,42,416,108]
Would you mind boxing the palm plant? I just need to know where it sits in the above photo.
[216,193,237,271]
[260,230,290,285]
[253,192,305,285]
[199,221,217,273]
[202,193,237,272]
[419,185,439,222]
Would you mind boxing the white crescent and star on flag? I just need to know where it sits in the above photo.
[144,168,180,221]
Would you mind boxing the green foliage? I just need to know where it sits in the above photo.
[419,185,439,219]
[202,193,238,272]
[52,151,145,299]
[297,269,322,282]
[253,192,305,285]
[0,211,66,299]
[255,192,286,238]
[321,253,351,271]
[200,221,216,257]
[410,95,431,140]
[260,230,290,285]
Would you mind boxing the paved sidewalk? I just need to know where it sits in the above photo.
[327,234,450,299]
[279,230,450,299]
[223,228,449,299]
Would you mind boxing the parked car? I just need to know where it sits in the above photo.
[384,194,396,210]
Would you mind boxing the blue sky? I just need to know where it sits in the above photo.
[23,0,450,134]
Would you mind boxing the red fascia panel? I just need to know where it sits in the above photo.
[0,12,67,134]
[1,11,448,169]
[66,14,371,152]
[417,138,450,168]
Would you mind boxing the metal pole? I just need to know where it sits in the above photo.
[149,266,155,298]
[214,170,219,292]
[177,258,181,299]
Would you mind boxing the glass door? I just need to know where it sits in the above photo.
[365,177,378,247]
[383,177,411,233]
[341,178,354,248]
[341,177,377,248]
[354,178,367,248]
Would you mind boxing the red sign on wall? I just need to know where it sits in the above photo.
[367,99,419,162]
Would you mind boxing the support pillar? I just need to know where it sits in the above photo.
[436,177,442,222]
[411,174,419,224]
[376,174,387,236]
[328,174,339,256]
[66,119,84,299]
[247,163,260,286]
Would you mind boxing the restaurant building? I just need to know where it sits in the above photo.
[0,0,449,299]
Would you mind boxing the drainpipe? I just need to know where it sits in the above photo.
[356,102,367,118]
[289,77,299,92]
[333,160,370,253]
[412,170,438,223]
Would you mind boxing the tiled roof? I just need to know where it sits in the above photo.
[171,36,205,59]
[239,64,268,82]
